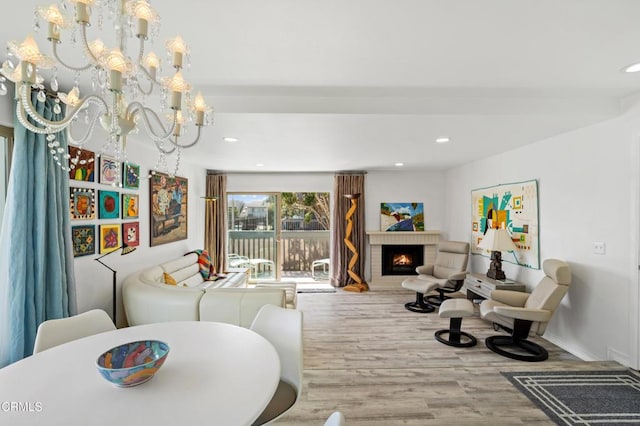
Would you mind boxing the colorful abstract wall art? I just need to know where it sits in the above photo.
[71,225,95,257]
[123,162,140,189]
[99,224,121,254]
[471,179,539,269]
[150,172,188,246]
[68,146,95,182]
[99,155,119,185]
[122,222,140,247]
[98,190,120,219]
[70,187,96,220]
[122,193,139,219]
[380,203,424,231]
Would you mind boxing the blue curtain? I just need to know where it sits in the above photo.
[0,92,77,368]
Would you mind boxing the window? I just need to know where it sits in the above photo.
[0,125,14,230]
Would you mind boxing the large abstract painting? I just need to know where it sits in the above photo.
[150,172,188,246]
[380,202,424,231]
[471,179,539,269]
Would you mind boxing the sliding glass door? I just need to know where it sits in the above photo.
[227,191,331,283]
[227,193,279,281]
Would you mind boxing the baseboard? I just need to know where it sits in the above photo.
[544,332,632,368]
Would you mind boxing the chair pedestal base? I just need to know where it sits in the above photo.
[485,335,548,361]
[435,317,477,347]
[485,319,548,362]
[404,292,434,313]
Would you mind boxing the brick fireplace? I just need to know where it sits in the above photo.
[367,231,440,285]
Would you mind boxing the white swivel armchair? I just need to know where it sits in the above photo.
[401,241,470,313]
[480,258,571,362]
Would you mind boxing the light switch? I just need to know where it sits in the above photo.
[593,242,606,255]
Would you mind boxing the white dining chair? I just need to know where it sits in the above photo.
[324,411,346,426]
[250,304,303,426]
[33,309,116,354]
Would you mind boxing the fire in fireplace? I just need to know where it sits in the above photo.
[381,245,424,276]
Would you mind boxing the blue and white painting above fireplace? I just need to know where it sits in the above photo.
[380,202,425,232]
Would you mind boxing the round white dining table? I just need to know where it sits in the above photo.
[0,321,280,425]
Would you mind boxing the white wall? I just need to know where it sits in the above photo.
[445,104,640,368]
[73,140,207,327]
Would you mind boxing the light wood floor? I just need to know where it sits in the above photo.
[275,287,625,425]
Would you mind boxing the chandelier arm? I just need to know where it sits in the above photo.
[18,83,108,132]
[51,40,93,72]
[80,25,100,66]
[167,125,203,149]
[152,139,178,154]
[65,110,103,146]
[136,76,154,96]
[127,101,177,141]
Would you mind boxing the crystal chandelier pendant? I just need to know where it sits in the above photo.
[0,0,214,181]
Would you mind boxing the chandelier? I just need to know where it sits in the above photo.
[0,0,212,184]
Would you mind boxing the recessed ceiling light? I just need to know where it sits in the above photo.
[395,162,404,167]
[223,137,239,143]
[624,63,640,73]
[255,163,264,167]
[435,137,450,144]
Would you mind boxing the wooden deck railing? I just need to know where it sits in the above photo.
[228,230,329,272]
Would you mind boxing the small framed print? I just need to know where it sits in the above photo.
[98,190,120,219]
[122,222,140,247]
[72,225,95,257]
[123,162,140,189]
[99,155,119,185]
[99,224,121,254]
[122,193,139,219]
[68,146,95,182]
[70,187,96,220]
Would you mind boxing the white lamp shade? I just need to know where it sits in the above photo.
[478,228,517,252]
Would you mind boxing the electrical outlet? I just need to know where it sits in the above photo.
[593,241,606,255]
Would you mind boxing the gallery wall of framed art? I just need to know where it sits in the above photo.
[68,147,141,256]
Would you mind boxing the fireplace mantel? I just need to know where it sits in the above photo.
[367,231,441,285]
[367,231,441,245]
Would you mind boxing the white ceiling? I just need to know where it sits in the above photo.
[4,0,640,172]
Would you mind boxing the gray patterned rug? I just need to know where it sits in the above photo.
[502,370,640,425]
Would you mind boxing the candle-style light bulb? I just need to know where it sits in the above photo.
[166,35,188,69]
[193,92,207,125]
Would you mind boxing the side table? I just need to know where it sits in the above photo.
[464,273,526,301]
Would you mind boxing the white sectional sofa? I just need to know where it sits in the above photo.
[123,253,292,327]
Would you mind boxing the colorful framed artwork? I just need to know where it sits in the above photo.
[70,187,95,220]
[150,172,188,247]
[99,155,119,185]
[380,203,424,231]
[71,225,95,257]
[68,146,95,182]
[98,190,120,219]
[123,162,140,189]
[471,179,539,269]
[99,224,121,254]
[122,193,139,219]
[122,222,140,247]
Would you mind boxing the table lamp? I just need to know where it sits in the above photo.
[477,227,517,280]
[95,243,137,323]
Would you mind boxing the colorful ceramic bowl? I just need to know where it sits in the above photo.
[96,340,170,387]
